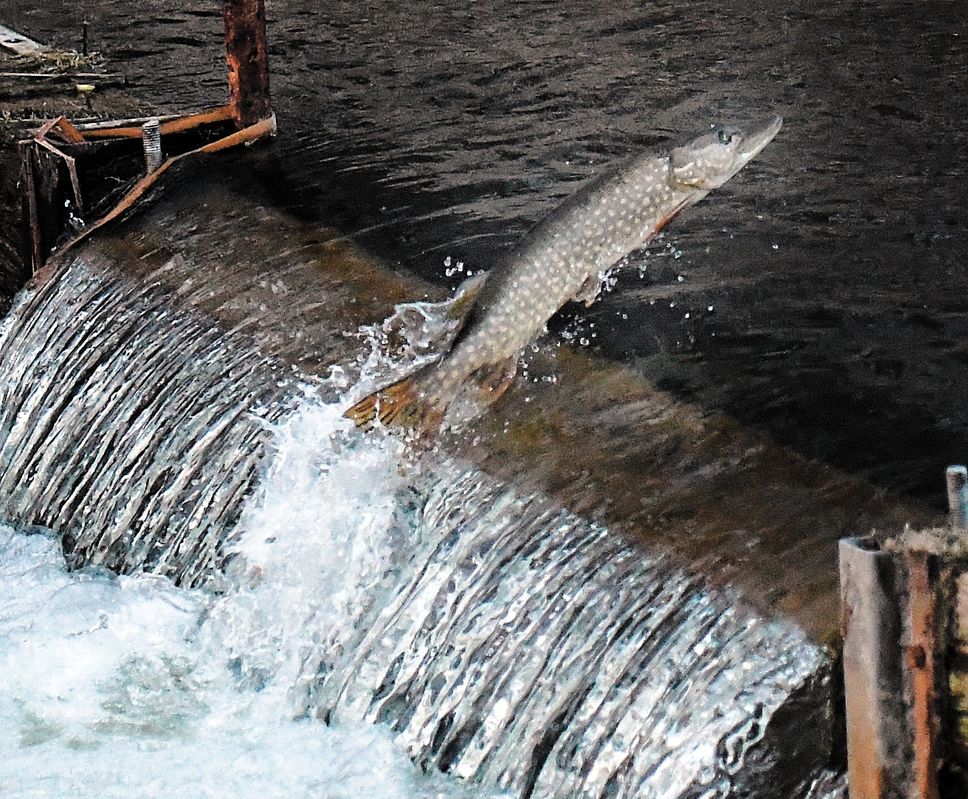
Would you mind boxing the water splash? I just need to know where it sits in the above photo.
[0,255,831,797]
[0,520,501,799]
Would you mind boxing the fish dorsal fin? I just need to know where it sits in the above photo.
[445,271,489,349]
[447,272,488,321]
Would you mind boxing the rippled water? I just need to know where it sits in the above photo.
[8,0,966,500]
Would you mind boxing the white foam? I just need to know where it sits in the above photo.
[0,397,501,799]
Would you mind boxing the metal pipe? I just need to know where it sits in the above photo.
[947,465,968,531]
[840,537,907,799]
[142,118,162,173]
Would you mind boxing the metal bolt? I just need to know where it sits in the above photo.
[142,118,163,173]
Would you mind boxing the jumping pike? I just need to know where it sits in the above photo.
[346,116,783,433]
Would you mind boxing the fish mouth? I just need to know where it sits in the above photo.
[735,115,783,171]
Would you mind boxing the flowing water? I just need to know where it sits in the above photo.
[7,0,966,500]
[0,255,835,797]
[2,0,960,795]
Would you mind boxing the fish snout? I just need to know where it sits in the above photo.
[672,115,783,189]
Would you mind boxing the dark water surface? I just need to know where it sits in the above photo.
[7,0,968,502]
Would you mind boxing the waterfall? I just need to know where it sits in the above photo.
[0,249,835,797]
[0,256,297,584]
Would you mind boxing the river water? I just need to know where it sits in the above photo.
[7,0,966,501]
[0,0,962,795]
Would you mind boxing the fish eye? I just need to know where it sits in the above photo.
[717,129,733,145]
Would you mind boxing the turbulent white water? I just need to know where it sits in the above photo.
[0,262,832,797]
[0,392,827,798]
[0,403,501,799]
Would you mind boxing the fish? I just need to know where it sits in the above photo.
[345,115,783,434]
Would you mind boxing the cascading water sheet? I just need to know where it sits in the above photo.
[0,252,835,798]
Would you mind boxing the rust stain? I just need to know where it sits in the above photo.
[906,550,941,799]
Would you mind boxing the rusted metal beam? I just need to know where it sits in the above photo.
[46,113,277,265]
[78,106,236,140]
[904,549,943,799]
[33,137,83,216]
[222,0,272,127]
[18,142,43,273]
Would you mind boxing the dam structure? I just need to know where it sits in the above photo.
[0,163,927,797]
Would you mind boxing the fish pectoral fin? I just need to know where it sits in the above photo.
[472,355,519,405]
[574,274,602,307]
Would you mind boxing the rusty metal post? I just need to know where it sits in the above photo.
[222,0,271,127]
[904,550,943,799]
[840,537,907,799]
[948,465,968,531]
[952,571,968,776]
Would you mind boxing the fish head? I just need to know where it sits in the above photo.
[671,116,783,190]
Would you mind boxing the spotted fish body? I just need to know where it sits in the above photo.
[346,116,783,433]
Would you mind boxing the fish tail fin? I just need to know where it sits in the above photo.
[344,366,446,434]
[346,274,489,435]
